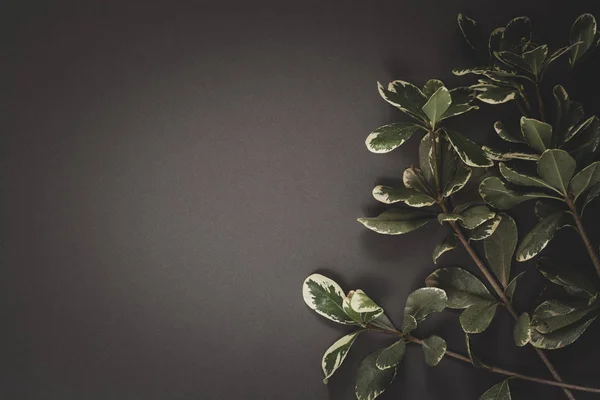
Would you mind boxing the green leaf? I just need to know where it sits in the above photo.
[457,13,483,51]
[570,13,597,67]
[522,45,548,77]
[355,349,397,400]
[443,128,493,167]
[499,163,560,193]
[482,146,539,162]
[479,176,561,210]
[422,336,447,366]
[502,16,532,49]
[569,161,600,200]
[504,271,525,300]
[404,167,434,196]
[494,121,525,143]
[531,300,597,334]
[370,313,397,331]
[365,122,424,153]
[484,213,517,287]
[441,87,479,120]
[377,81,428,122]
[372,185,436,208]
[376,340,406,370]
[358,208,436,235]
[568,117,600,159]
[422,86,452,126]
[469,214,502,241]
[404,287,448,322]
[473,83,518,104]
[534,199,564,220]
[495,51,531,73]
[521,117,552,153]
[441,137,472,197]
[459,205,496,229]
[563,115,595,143]
[552,85,584,143]
[422,79,445,98]
[303,274,357,324]
[537,149,576,194]
[402,315,417,334]
[425,267,495,309]
[460,302,498,334]
[538,262,599,297]
[433,233,457,263]
[516,211,571,262]
[349,289,383,315]
[514,313,531,347]
[582,182,600,215]
[542,43,581,76]
[322,331,363,383]
[465,334,483,368]
[480,380,512,400]
[419,132,437,186]
[489,27,505,58]
[530,310,598,349]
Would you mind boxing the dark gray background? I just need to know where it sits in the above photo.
[3,1,600,399]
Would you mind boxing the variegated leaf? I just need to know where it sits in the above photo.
[365,122,424,153]
[457,13,483,51]
[480,380,511,400]
[516,211,572,262]
[522,44,548,77]
[505,271,526,300]
[530,311,598,349]
[514,312,531,347]
[537,149,576,195]
[376,340,406,370]
[479,177,560,210]
[521,117,552,153]
[484,213,517,287]
[322,331,363,382]
[570,13,597,67]
[303,274,357,324]
[502,16,532,50]
[422,86,451,126]
[482,146,539,161]
[404,287,447,322]
[372,185,436,208]
[355,349,397,400]
[460,302,498,334]
[377,81,428,122]
[358,208,436,235]
[349,289,383,314]
[443,128,493,167]
[469,214,502,241]
[433,233,457,263]
[426,267,495,309]
[494,120,525,143]
[422,79,444,98]
[568,161,600,201]
[531,300,598,334]
[422,335,447,366]
[499,163,559,192]
[474,84,518,104]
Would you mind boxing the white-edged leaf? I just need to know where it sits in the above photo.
[570,13,597,67]
[469,214,502,241]
[489,27,505,58]
[474,84,518,104]
[522,44,548,77]
[402,315,417,334]
[569,161,600,201]
[378,81,428,122]
[458,13,483,51]
[503,16,532,49]
[499,163,560,193]
[480,379,512,400]
[531,299,598,334]
[513,313,531,347]
[366,122,424,153]
[422,335,447,366]
[521,117,552,153]
[425,267,495,309]
[505,271,526,300]
[582,182,600,215]
[358,208,436,235]
[482,146,539,161]
[355,349,397,400]
[303,274,357,324]
[537,149,576,194]
[322,330,363,383]
[441,87,479,120]
[372,185,436,208]
[460,302,498,334]
[479,176,561,210]
[422,79,445,98]
[376,340,406,370]
[516,211,571,262]
[433,233,457,263]
[494,120,525,143]
[484,213,517,287]
[530,311,598,349]
[349,289,383,314]
[563,115,595,143]
[404,287,448,322]
[444,128,493,167]
[538,263,598,297]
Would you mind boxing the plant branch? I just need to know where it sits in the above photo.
[566,197,600,279]
[439,200,575,400]
[366,325,600,394]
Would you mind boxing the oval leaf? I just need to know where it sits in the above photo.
[355,349,397,400]
[444,128,493,167]
[404,287,448,322]
[422,86,452,126]
[570,13,597,67]
[521,117,552,153]
[376,339,406,370]
[358,209,436,235]
[516,211,571,262]
[365,122,424,153]
[460,302,498,334]
[480,379,512,400]
[484,213,517,287]
[514,312,531,347]
[425,267,495,309]
[569,161,600,200]
[479,176,560,210]
[537,149,576,194]
[422,335,447,366]
[322,331,363,382]
[303,274,357,324]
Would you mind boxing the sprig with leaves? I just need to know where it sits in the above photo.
[302,11,600,400]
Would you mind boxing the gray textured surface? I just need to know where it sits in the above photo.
[2,0,600,399]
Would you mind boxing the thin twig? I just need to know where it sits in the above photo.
[366,325,600,394]
[566,197,600,279]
